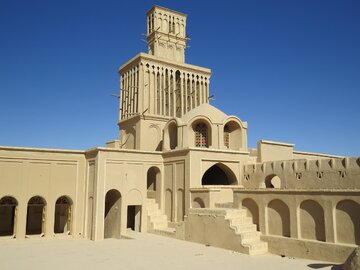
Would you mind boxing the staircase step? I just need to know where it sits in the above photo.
[150,215,167,222]
[152,227,176,238]
[152,220,168,229]
[147,209,161,216]
[246,241,268,255]
[229,216,253,226]
[232,223,257,233]
[241,231,261,243]
[225,209,247,219]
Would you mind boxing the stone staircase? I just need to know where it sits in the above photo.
[146,198,176,237]
[225,208,268,255]
[185,208,268,255]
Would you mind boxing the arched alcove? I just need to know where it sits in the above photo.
[201,163,237,185]
[192,197,205,208]
[300,200,325,241]
[147,166,161,204]
[0,196,17,237]
[26,196,46,236]
[242,198,259,231]
[165,189,172,221]
[267,199,290,237]
[54,196,73,234]
[177,188,184,221]
[104,189,121,239]
[336,200,360,245]
[168,122,178,150]
[223,120,242,150]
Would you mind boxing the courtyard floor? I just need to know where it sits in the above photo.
[0,231,341,270]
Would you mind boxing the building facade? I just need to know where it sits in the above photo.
[0,6,359,263]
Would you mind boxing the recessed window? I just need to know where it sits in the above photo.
[195,123,208,147]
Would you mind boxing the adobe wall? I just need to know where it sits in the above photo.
[0,146,86,240]
[233,189,360,262]
[242,157,360,189]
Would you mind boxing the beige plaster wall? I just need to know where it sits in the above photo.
[257,140,294,163]
[0,147,86,240]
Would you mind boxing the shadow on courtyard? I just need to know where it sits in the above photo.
[308,263,342,270]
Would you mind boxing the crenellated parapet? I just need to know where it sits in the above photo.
[242,157,360,189]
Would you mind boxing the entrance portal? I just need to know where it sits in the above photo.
[127,205,141,232]
[104,189,121,239]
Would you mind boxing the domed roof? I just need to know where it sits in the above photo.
[181,103,228,124]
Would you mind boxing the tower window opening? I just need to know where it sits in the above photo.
[224,125,230,148]
[195,123,208,147]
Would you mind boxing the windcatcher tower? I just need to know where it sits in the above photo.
[118,6,212,151]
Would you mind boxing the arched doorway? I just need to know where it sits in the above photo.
[201,163,237,185]
[54,196,72,234]
[147,166,161,204]
[0,196,17,237]
[26,196,46,236]
[104,189,121,239]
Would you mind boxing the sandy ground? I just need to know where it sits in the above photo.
[0,231,341,270]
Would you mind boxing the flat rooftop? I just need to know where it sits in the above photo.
[0,231,340,270]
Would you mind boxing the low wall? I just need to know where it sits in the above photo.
[233,188,360,263]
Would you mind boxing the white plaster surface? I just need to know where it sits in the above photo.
[0,231,340,270]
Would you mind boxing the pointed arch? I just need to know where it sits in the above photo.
[201,163,238,185]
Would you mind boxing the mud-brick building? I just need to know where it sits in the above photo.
[0,5,359,263]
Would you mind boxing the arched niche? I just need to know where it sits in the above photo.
[163,120,178,150]
[192,197,205,208]
[176,188,185,221]
[267,199,290,237]
[242,198,259,231]
[147,166,161,204]
[54,196,73,235]
[223,120,242,150]
[104,189,122,239]
[26,196,46,236]
[336,200,360,245]
[0,196,18,237]
[165,189,173,221]
[300,200,325,242]
[201,163,238,185]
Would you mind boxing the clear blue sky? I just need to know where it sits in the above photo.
[1,0,359,156]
